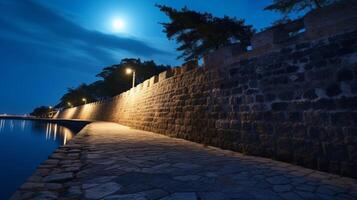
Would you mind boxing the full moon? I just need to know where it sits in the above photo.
[112,19,124,31]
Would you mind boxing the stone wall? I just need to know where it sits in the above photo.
[54,1,357,178]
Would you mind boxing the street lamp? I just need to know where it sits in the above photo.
[82,98,87,104]
[126,68,136,88]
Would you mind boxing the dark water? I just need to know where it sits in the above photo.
[0,119,75,199]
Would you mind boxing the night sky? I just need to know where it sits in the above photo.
[0,0,282,114]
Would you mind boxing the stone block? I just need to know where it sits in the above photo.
[303,89,318,100]
[251,28,274,51]
[149,75,159,85]
[326,83,341,97]
[313,98,336,110]
[203,44,243,68]
[336,96,357,109]
[337,68,354,81]
[271,102,288,111]
[182,60,198,72]
[331,112,357,126]
[276,138,293,162]
[304,0,357,39]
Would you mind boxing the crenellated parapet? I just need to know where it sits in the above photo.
[204,0,357,68]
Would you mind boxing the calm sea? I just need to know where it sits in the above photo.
[0,119,75,199]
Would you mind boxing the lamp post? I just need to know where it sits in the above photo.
[48,106,54,118]
[126,68,136,88]
[82,98,87,104]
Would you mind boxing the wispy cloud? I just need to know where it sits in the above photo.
[0,0,169,70]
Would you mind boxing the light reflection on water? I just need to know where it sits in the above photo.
[0,119,76,199]
[0,119,74,146]
[44,123,73,145]
[0,120,4,132]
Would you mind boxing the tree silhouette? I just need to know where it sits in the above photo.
[157,5,254,61]
[55,58,169,108]
[95,58,169,98]
[264,0,340,16]
[56,84,96,108]
[30,106,52,117]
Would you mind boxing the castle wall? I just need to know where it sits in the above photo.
[55,1,357,178]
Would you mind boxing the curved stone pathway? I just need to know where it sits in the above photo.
[12,122,357,200]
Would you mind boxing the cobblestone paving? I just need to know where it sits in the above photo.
[12,122,357,200]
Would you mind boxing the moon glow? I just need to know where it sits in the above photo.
[112,19,125,31]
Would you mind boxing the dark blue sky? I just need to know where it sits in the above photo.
[0,0,282,114]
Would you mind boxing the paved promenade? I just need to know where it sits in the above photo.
[13,122,357,200]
